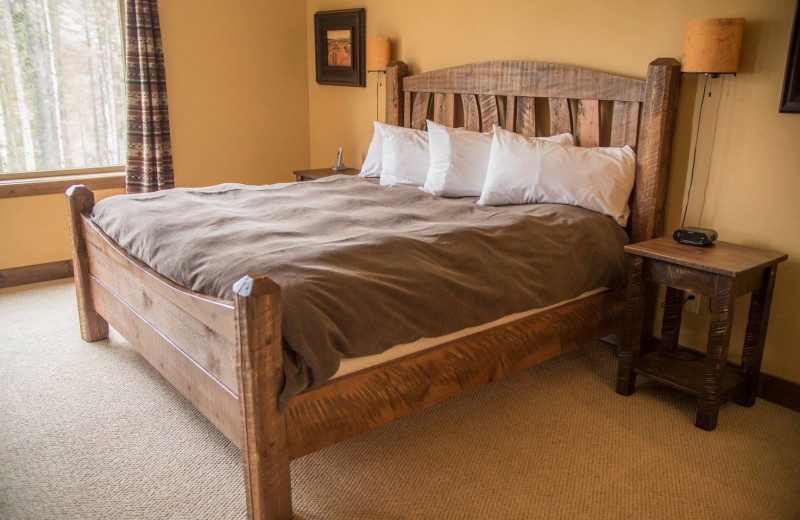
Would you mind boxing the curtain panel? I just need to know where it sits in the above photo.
[125,0,174,193]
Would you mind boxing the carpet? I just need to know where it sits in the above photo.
[1,280,799,519]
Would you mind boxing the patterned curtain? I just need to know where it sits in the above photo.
[125,0,174,193]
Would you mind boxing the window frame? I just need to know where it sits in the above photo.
[0,0,128,197]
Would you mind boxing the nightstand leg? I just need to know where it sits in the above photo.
[696,277,736,431]
[659,287,684,353]
[734,266,777,408]
[616,256,644,396]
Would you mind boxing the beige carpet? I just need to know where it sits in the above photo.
[1,280,799,520]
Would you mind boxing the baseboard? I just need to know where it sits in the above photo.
[0,260,74,289]
[642,337,800,412]
[758,374,800,413]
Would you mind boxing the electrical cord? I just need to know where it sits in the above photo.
[681,73,710,228]
[697,75,726,225]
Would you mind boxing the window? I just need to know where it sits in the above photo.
[0,0,125,177]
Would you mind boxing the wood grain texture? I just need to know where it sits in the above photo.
[640,338,799,411]
[735,266,777,407]
[432,93,455,126]
[285,288,624,460]
[81,217,236,339]
[515,96,536,137]
[478,94,500,130]
[616,255,644,396]
[626,237,788,277]
[696,277,737,431]
[576,99,600,147]
[643,261,719,297]
[659,287,684,352]
[611,100,640,148]
[65,185,108,342]
[294,168,360,182]
[90,275,242,445]
[634,351,745,398]
[411,91,432,130]
[385,61,408,126]
[83,218,238,391]
[402,60,645,101]
[630,58,681,243]
[384,57,678,249]
[548,98,572,135]
[0,260,73,288]
[403,91,412,128]
[234,275,292,520]
[1,172,124,199]
[504,96,516,131]
[621,240,786,430]
[461,93,480,131]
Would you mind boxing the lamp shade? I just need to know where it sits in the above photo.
[682,18,744,74]
[366,37,391,72]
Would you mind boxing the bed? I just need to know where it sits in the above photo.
[66,58,680,520]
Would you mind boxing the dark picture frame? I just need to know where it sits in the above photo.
[314,9,365,87]
[780,0,800,112]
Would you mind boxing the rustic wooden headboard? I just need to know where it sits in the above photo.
[384,59,681,243]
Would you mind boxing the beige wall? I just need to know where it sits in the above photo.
[306,0,800,383]
[159,0,309,188]
[0,189,123,269]
[0,0,310,269]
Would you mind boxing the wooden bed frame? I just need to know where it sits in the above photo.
[66,58,680,519]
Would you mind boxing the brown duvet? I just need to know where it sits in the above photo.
[92,175,628,405]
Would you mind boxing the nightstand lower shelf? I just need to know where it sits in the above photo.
[634,351,746,399]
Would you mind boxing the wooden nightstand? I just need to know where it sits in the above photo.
[616,236,787,431]
[293,168,359,182]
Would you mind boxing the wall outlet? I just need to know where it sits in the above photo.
[684,293,700,314]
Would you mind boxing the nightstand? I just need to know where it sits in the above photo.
[293,168,360,182]
[615,236,787,431]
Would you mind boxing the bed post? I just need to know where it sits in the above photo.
[631,58,681,349]
[233,274,292,520]
[66,185,109,342]
[385,60,408,126]
[631,58,681,243]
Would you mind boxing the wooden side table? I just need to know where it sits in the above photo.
[615,237,787,431]
[293,168,359,182]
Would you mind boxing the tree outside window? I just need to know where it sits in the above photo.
[0,0,125,175]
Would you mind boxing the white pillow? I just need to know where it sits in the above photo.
[478,126,636,226]
[379,125,430,187]
[359,121,386,178]
[422,120,574,197]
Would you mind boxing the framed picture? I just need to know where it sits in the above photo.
[780,0,800,113]
[314,8,365,87]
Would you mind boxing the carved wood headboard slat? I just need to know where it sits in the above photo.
[384,58,681,243]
